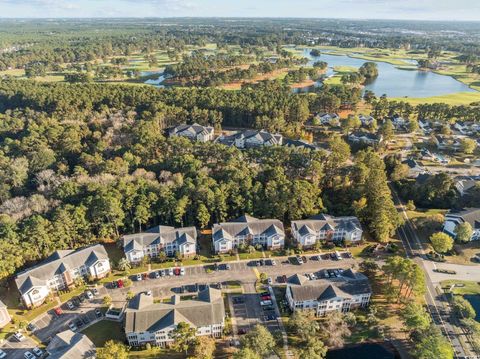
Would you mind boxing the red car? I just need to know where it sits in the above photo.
[174,268,181,276]
[117,279,124,288]
[261,295,271,301]
[54,307,63,316]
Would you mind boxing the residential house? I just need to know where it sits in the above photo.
[46,330,96,359]
[15,245,111,308]
[291,214,363,247]
[443,208,480,241]
[420,149,449,164]
[122,225,197,263]
[392,116,407,130]
[315,113,340,126]
[285,269,371,316]
[347,131,383,146]
[359,114,375,127]
[217,130,283,149]
[168,123,214,142]
[454,176,480,197]
[0,300,11,329]
[402,159,428,178]
[283,138,319,151]
[418,119,432,134]
[125,288,225,347]
[212,215,285,253]
[432,135,461,151]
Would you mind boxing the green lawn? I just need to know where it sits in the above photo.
[81,320,125,347]
[441,281,480,295]
[391,92,480,106]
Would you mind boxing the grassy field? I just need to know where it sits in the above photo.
[81,320,125,347]
[441,280,480,295]
[391,91,480,106]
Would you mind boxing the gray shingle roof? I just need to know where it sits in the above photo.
[212,215,285,243]
[123,226,197,253]
[292,215,362,235]
[288,271,371,302]
[125,288,224,333]
[169,123,214,137]
[15,245,109,295]
[46,330,95,359]
[446,208,480,229]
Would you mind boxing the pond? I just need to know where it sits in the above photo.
[464,295,480,321]
[326,343,398,359]
[301,49,477,98]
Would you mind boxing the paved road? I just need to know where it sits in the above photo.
[392,187,478,359]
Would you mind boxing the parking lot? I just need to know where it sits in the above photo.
[1,335,39,359]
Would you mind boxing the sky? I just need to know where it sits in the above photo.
[0,0,479,20]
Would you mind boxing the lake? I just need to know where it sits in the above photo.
[302,49,477,98]
[464,295,480,321]
[326,343,398,359]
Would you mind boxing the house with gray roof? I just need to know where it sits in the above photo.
[217,130,283,149]
[212,215,285,253]
[0,300,11,329]
[454,176,480,197]
[291,214,363,247]
[15,245,111,308]
[125,288,225,347]
[286,269,371,316]
[443,208,480,241]
[168,123,214,142]
[122,225,197,263]
[347,131,383,145]
[46,330,96,359]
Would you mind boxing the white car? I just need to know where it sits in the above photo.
[168,268,174,276]
[68,322,77,332]
[85,290,93,299]
[180,267,185,276]
[260,300,273,306]
[32,347,43,357]
[0,349,6,358]
[136,274,142,281]
[66,301,74,310]
[267,277,273,285]
[24,352,35,359]
[14,331,25,341]
[271,260,276,266]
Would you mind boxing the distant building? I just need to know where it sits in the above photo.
[125,288,225,347]
[432,135,461,151]
[315,113,340,126]
[122,225,197,263]
[212,215,285,253]
[401,159,428,178]
[46,330,96,359]
[218,130,283,149]
[15,245,111,308]
[443,208,480,241]
[359,114,375,127]
[347,131,382,145]
[285,269,371,316]
[283,138,319,151]
[291,214,363,247]
[169,123,214,142]
[0,300,11,329]
[454,176,480,197]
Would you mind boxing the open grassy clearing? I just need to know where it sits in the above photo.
[81,320,126,347]
[441,280,480,295]
[391,91,480,106]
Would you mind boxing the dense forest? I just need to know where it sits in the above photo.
[0,79,403,281]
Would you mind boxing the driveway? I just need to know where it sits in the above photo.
[1,335,38,359]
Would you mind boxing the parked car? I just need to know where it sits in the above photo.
[225,264,231,270]
[136,274,142,281]
[111,281,118,289]
[0,349,6,359]
[24,352,35,359]
[92,288,99,296]
[66,301,75,310]
[168,268,174,276]
[154,271,160,279]
[174,268,180,276]
[263,305,275,311]
[260,300,273,306]
[142,273,148,280]
[85,290,93,299]
[82,316,90,325]
[180,267,185,276]
[159,269,165,277]
[75,319,84,328]
[267,277,273,285]
[117,279,124,288]
[68,322,78,332]
[433,268,457,275]
[27,323,37,332]
[296,256,304,265]
[54,307,63,316]
[261,295,271,301]
[95,308,102,317]
[271,260,276,266]
[14,332,25,341]
[32,347,43,357]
